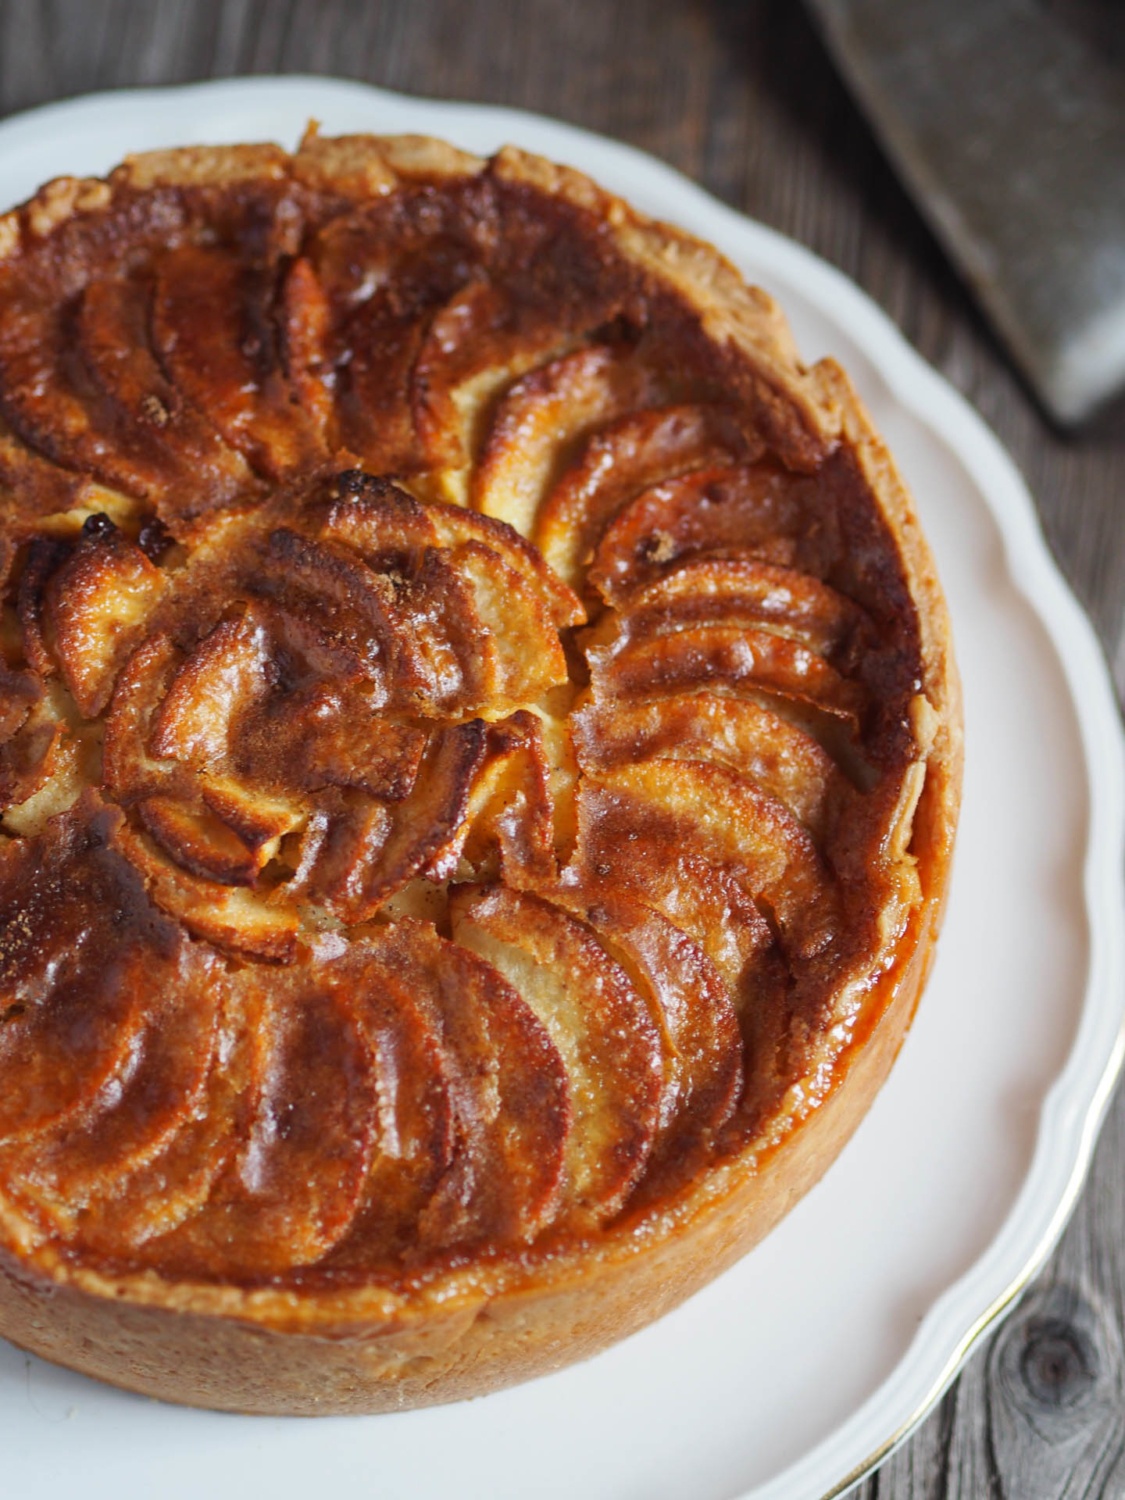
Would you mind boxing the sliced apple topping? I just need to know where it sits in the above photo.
[139,971,380,1278]
[76,273,255,516]
[41,518,166,716]
[535,402,760,589]
[153,244,326,480]
[559,887,743,1184]
[449,884,662,1228]
[571,692,849,844]
[583,610,865,723]
[1,942,223,1232]
[575,759,841,969]
[587,461,825,602]
[0,801,172,1144]
[68,991,266,1253]
[472,344,661,538]
[318,953,455,1270]
[366,920,570,1251]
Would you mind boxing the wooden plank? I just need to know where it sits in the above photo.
[0,1,1123,1493]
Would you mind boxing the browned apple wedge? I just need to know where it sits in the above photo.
[0,275,171,501]
[447,711,557,884]
[259,527,482,714]
[317,953,455,1272]
[42,518,166,716]
[139,973,380,1279]
[101,632,194,804]
[0,413,89,520]
[303,192,485,473]
[0,802,169,1143]
[0,661,40,747]
[71,990,267,1254]
[111,817,300,960]
[583,614,865,723]
[320,475,584,631]
[296,721,488,922]
[412,278,577,472]
[17,535,70,676]
[427,500,585,629]
[448,883,662,1228]
[76,274,256,516]
[560,887,743,1184]
[278,255,333,446]
[622,557,869,659]
[580,759,841,967]
[153,245,325,480]
[137,795,263,885]
[369,919,570,1251]
[587,461,825,602]
[571,692,848,844]
[1,943,223,1231]
[446,539,567,705]
[535,403,759,589]
[472,345,659,537]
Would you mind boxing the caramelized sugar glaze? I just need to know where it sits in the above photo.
[0,133,960,1410]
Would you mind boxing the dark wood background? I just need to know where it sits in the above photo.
[1,1,1123,1494]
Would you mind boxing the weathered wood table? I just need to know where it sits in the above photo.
[1,1,1122,1493]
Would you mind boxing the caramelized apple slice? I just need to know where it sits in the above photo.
[535,403,757,589]
[17,535,70,676]
[472,345,657,537]
[42,519,166,716]
[260,528,480,714]
[304,190,488,471]
[447,539,567,705]
[142,974,380,1277]
[567,888,743,1181]
[412,278,574,472]
[0,274,167,500]
[153,244,325,479]
[137,796,263,886]
[2,943,223,1230]
[148,611,272,767]
[572,692,848,842]
[102,632,193,804]
[371,919,569,1249]
[297,721,488,922]
[0,413,89,521]
[581,759,840,964]
[111,818,300,960]
[588,461,825,602]
[0,803,168,1142]
[0,662,41,748]
[623,557,868,659]
[278,255,333,446]
[583,615,865,723]
[72,993,267,1253]
[449,884,662,1227]
[317,475,584,630]
[76,274,255,516]
[427,501,585,629]
[319,955,455,1270]
[446,711,557,885]
[570,782,793,1114]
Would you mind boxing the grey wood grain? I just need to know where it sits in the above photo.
[0,1,1122,1494]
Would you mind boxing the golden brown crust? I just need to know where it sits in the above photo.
[0,132,961,1413]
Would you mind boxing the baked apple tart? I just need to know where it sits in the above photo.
[0,130,961,1413]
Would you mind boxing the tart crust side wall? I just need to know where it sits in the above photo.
[0,903,934,1415]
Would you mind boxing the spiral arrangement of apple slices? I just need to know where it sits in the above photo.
[0,133,953,1292]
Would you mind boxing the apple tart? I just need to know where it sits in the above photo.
[0,130,961,1413]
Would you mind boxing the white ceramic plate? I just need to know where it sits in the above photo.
[0,77,1122,1500]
